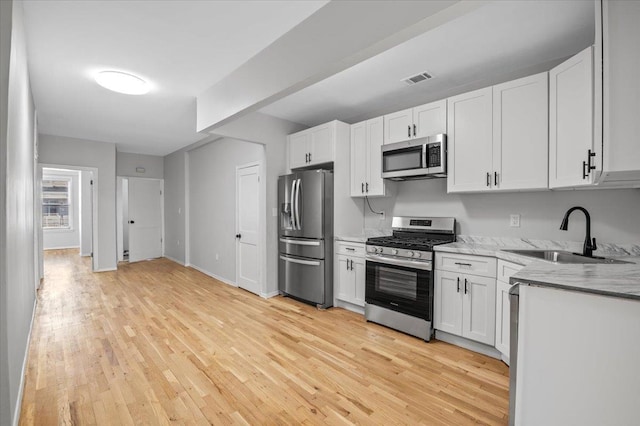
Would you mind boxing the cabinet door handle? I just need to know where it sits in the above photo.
[350,259,354,270]
[309,152,312,162]
[457,277,460,293]
[366,182,369,193]
[486,172,491,187]
[305,153,308,163]
[588,149,596,172]
[494,171,498,186]
[408,125,412,138]
[454,262,472,267]
[582,161,588,179]
[413,124,416,137]
[346,259,350,270]
[464,278,468,294]
[361,182,364,193]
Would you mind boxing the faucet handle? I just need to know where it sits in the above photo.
[591,237,597,251]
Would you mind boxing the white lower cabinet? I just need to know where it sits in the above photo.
[434,269,496,346]
[494,260,525,364]
[335,242,366,308]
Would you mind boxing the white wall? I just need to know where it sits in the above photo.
[0,1,38,424]
[79,170,92,256]
[116,151,164,179]
[42,168,80,250]
[38,134,117,271]
[388,179,640,244]
[188,138,264,284]
[163,150,186,264]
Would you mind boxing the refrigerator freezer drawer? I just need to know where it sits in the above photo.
[279,255,325,305]
[279,237,325,260]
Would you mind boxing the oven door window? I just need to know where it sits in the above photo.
[382,146,423,172]
[375,266,418,300]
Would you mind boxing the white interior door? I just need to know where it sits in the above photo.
[236,164,261,295]
[128,178,162,263]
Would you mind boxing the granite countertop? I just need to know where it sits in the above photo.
[434,237,640,301]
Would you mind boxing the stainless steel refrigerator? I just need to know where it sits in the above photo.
[278,170,333,308]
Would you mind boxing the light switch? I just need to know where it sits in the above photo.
[510,214,521,228]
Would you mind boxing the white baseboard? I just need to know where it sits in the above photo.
[13,298,37,426]
[188,264,237,287]
[43,245,80,250]
[163,255,185,266]
[260,290,280,299]
[335,299,365,315]
[80,252,91,257]
[94,267,117,273]
[434,330,501,359]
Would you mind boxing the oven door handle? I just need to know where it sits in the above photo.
[366,254,432,271]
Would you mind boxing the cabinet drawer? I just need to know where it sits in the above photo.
[497,259,525,283]
[436,252,497,278]
[335,242,365,257]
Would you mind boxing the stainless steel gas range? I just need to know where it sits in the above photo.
[365,216,456,341]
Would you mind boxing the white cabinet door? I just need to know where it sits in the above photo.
[336,255,355,303]
[350,121,367,196]
[495,279,511,362]
[549,46,596,188]
[289,131,310,170]
[462,274,496,345]
[413,99,447,138]
[352,257,366,307]
[309,123,334,165]
[365,116,385,196]
[434,270,463,336]
[447,87,494,193]
[493,72,549,191]
[384,108,413,144]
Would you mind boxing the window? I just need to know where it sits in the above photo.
[42,178,71,229]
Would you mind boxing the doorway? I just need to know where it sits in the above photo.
[38,164,98,272]
[117,177,164,263]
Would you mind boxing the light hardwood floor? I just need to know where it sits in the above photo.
[19,249,509,425]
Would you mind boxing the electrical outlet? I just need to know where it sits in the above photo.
[379,211,386,221]
[510,214,521,228]
[215,253,219,260]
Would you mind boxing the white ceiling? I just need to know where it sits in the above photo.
[260,1,595,127]
[22,0,328,155]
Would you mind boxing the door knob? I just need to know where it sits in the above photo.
[129,220,135,224]
[236,234,241,239]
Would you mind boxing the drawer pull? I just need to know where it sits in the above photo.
[345,248,355,251]
[454,262,472,267]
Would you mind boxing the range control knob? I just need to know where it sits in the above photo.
[414,252,421,258]
[407,251,414,257]
[374,247,381,254]
[391,249,398,255]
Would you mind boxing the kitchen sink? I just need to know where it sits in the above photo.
[502,249,633,264]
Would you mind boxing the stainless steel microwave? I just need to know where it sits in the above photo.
[381,134,447,180]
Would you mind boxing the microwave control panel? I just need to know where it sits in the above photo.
[427,143,441,167]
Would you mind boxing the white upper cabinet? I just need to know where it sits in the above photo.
[493,72,549,191]
[447,87,494,193]
[448,73,549,193]
[549,46,597,188]
[383,100,446,144]
[350,116,386,197]
[288,121,342,170]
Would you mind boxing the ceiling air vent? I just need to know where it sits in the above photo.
[402,71,433,86]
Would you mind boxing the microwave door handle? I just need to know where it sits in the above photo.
[290,179,297,230]
[295,178,301,231]
[422,143,428,171]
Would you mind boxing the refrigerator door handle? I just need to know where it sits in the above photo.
[279,255,320,266]
[294,178,301,230]
[290,179,297,230]
[279,238,320,246]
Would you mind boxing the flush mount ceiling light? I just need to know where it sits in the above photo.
[95,70,149,95]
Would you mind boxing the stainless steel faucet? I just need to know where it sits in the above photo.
[560,206,597,257]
